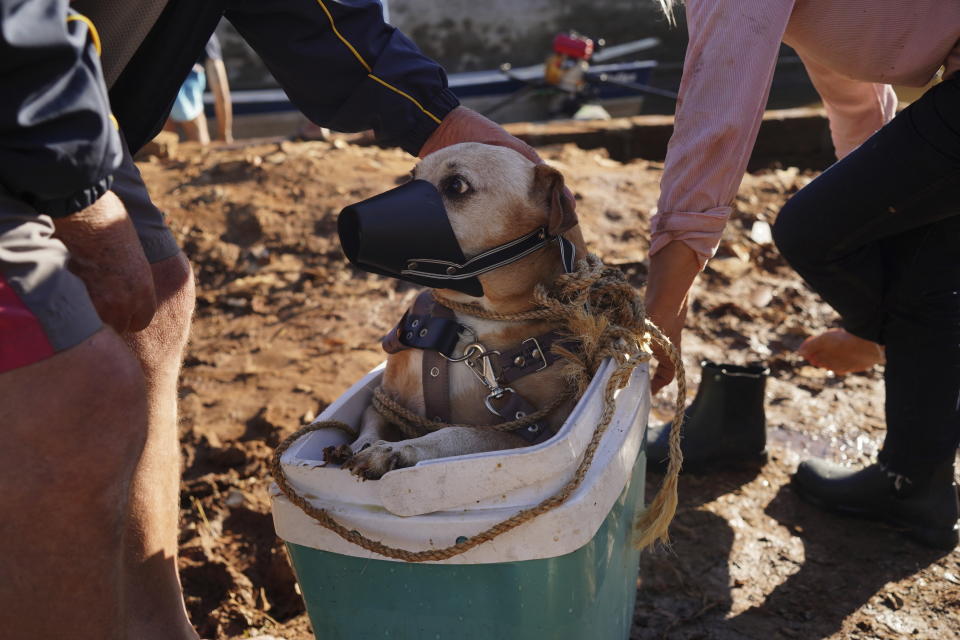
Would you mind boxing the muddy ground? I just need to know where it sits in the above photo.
[135,137,960,639]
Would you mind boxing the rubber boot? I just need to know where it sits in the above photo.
[646,361,768,474]
[792,458,960,550]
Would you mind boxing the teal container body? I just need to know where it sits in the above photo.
[286,453,645,640]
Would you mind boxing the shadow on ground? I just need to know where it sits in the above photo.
[635,462,951,640]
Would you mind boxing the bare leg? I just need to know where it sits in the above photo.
[121,253,197,640]
[345,427,524,479]
[0,329,148,640]
[798,328,885,374]
[180,115,210,146]
[205,58,233,143]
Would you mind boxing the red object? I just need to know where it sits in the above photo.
[552,33,594,60]
[0,275,54,373]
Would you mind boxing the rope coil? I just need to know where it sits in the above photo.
[270,255,685,562]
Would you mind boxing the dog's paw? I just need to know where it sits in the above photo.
[343,441,420,480]
[349,437,378,456]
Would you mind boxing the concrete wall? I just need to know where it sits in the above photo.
[388,0,682,72]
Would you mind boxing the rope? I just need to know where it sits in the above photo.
[270,255,685,561]
[433,295,568,323]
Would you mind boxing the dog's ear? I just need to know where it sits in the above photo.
[531,164,578,236]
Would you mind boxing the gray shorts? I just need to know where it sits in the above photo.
[0,141,179,373]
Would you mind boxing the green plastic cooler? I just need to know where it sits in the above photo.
[271,359,650,639]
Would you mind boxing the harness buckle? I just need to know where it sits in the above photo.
[453,343,516,418]
[521,337,549,372]
[463,344,504,393]
[483,387,516,417]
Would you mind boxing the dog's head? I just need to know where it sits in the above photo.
[411,143,581,306]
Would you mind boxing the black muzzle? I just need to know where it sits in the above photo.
[338,180,574,297]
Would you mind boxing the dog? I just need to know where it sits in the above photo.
[338,143,587,479]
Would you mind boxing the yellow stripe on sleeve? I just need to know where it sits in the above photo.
[66,13,102,56]
[66,15,118,132]
[314,0,443,125]
[368,74,442,124]
[315,0,372,73]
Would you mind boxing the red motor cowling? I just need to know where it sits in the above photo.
[552,33,594,61]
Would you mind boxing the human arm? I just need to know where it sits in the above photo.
[223,0,539,161]
[224,0,459,155]
[647,0,794,390]
[646,241,700,394]
[0,1,154,331]
[799,53,897,159]
[0,1,122,217]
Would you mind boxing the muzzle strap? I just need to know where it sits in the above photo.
[559,234,576,274]
[400,226,555,284]
[402,228,577,284]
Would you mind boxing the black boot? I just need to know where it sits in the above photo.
[646,361,768,474]
[792,458,960,550]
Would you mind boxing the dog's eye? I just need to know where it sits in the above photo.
[443,175,471,197]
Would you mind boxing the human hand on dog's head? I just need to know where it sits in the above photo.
[419,106,540,164]
[420,107,577,226]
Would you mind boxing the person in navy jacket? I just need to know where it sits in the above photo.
[0,2,538,637]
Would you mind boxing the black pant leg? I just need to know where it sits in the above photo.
[773,74,960,342]
[877,219,960,476]
[773,74,960,479]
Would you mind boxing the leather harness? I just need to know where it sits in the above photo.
[382,291,573,444]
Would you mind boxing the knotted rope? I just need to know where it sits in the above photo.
[271,255,685,562]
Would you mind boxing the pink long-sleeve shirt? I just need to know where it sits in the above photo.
[652,0,960,267]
